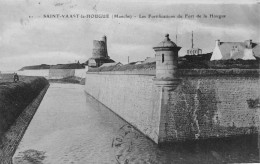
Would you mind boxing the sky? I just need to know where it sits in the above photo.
[0,0,259,71]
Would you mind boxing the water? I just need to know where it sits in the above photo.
[13,83,259,164]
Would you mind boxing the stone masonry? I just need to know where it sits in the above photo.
[85,34,259,144]
[85,71,259,144]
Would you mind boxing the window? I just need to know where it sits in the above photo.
[162,54,164,63]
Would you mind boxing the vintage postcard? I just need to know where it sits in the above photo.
[0,0,259,163]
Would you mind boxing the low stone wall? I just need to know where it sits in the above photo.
[17,69,86,80]
[49,69,75,79]
[17,70,49,79]
[75,69,86,78]
[85,69,260,143]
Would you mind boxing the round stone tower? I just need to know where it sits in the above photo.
[92,35,108,59]
[153,34,181,83]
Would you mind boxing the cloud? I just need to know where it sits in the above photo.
[178,19,256,38]
[97,0,258,4]
[0,1,259,71]
[109,43,152,63]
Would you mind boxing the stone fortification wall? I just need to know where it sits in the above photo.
[85,70,260,143]
[49,69,75,79]
[74,69,86,78]
[17,69,85,80]
[85,72,161,142]
[18,70,49,79]
[160,75,259,143]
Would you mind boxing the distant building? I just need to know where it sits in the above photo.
[187,48,202,56]
[186,31,203,56]
[143,57,156,64]
[87,35,115,67]
[210,39,260,60]
[180,31,212,61]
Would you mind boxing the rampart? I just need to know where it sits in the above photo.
[17,69,86,79]
[85,69,260,143]
[49,69,75,79]
[17,70,49,79]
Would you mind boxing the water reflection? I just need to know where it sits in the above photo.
[85,92,259,164]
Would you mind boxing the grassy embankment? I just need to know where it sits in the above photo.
[19,63,85,71]
[88,59,260,72]
[0,74,49,138]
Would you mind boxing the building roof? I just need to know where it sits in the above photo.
[218,42,260,59]
[100,62,122,67]
[143,57,156,64]
[154,34,177,48]
[252,44,260,58]
[187,48,202,51]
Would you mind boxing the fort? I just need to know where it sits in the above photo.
[87,35,115,68]
[4,34,259,145]
[84,34,260,144]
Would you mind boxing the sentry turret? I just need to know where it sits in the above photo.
[153,34,181,80]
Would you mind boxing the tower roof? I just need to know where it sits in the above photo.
[154,34,177,48]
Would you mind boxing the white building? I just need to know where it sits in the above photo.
[210,40,260,60]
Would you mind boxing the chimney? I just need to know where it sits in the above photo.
[245,39,252,48]
[215,40,220,47]
[102,35,107,43]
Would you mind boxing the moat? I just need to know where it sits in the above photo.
[12,83,259,164]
